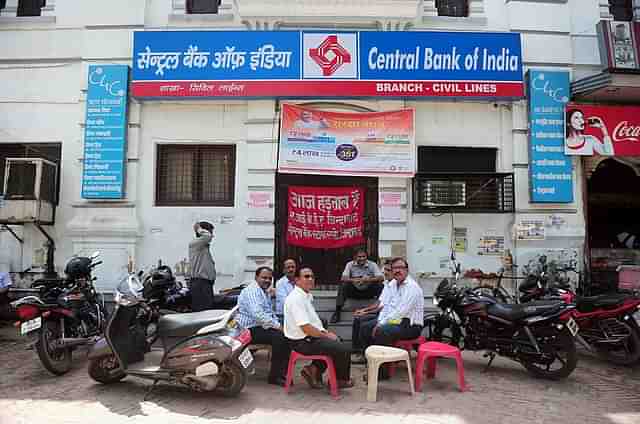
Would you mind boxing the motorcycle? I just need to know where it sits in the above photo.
[430,278,580,380]
[141,265,244,314]
[10,252,106,375]
[87,274,253,397]
[515,265,640,366]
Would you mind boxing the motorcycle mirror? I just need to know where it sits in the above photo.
[89,251,100,260]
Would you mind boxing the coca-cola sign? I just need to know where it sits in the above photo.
[565,104,640,156]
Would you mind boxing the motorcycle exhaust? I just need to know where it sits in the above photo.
[182,374,218,391]
[57,337,95,348]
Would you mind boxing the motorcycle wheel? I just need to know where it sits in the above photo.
[521,327,577,380]
[597,319,640,366]
[88,355,126,384]
[35,319,73,376]
[215,362,247,397]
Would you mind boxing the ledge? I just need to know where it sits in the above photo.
[71,202,136,208]
[420,15,488,30]
[168,12,235,25]
[0,15,56,27]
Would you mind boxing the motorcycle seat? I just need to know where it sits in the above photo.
[488,300,564,322]
[157,309,230,338]
[575,293,629,312]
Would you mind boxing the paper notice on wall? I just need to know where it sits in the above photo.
[453,227,467,253]
[379,192,402,222]
[516,219,546,240]
[477,235,505,256]
[248,191,272,208]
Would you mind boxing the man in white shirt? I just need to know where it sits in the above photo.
[368,258,424,378]
[284,266,353,389]
[275,258,297,322]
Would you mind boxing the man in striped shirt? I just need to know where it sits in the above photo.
[237,266,291,386]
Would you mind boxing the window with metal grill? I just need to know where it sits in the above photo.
[17,0,45,17]
[156,144,235,207]
[609,0,633,21]
[436,0,468,17]
[186,0,220,14]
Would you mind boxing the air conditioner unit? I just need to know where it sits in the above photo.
[0,158,57,224]
[421,181,466,207]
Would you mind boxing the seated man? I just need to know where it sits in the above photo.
[275,258,297,323]
[284,266,353,389]
[331,249,384,323]
[237,266,291,387]
[364,258,424,377]
[350,260,394,363]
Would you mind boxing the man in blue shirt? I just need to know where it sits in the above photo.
[237,266,291,386]
[275,258,297,322]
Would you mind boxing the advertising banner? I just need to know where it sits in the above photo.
[131,31,523,99]
[597,20,640,71]
[565,104,640,156]
[527,70,573,203]
[287,186,364,249]
[82,65,129,199]
[278,104,414,177]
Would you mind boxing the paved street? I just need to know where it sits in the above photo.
[1,325,639,424]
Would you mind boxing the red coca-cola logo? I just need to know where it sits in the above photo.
[613,121,640,143]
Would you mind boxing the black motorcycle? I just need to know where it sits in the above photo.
[11,252,106,375]
[429,278,580,380]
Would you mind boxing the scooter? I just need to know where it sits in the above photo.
[87,275,254,397]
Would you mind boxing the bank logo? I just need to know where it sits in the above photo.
[303,33,357,79]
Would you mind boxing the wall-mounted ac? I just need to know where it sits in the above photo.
[0,158,57,224]
[420,181,466,207]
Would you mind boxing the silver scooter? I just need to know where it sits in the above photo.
[87,275,253,397]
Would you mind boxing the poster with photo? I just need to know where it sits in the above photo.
[477,235,505,256]
[517,219,546,241]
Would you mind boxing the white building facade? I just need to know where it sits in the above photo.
[0,0,632,292]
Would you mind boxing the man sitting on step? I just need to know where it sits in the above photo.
[330,248,384,324]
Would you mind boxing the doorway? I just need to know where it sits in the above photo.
[274,173,379,289]
[587,158,640,292]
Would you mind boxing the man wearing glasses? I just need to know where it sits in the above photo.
[364,257,424,378]
[284,267,354,389]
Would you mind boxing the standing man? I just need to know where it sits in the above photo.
[237,266,291,386]
[275,258,297,323]
[189,221,216,312]
[350,260,394,363]
[331,248,384,323]
[371,257,424,347]
[284,266,354,389]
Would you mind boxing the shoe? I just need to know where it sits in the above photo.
[337,379,355,389]
[301,366,324,389]
[268,376,287,387]
[330,311,341,323]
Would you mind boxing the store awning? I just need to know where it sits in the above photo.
[572,71,640,104]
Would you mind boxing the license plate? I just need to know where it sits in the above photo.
[20,317,41,335]
[566,317,579,337]
[238,348,253,369]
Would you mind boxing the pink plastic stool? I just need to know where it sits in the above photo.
[284,351,339,399]
[388,336,427,377]
[415,342,467,392]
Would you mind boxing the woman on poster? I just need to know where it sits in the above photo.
[565,109,614,156]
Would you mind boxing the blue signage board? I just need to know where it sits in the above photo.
[131,31,523,99]
[81,65,129,199]
[527,70,573,203]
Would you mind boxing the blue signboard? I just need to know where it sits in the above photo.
[131,31,523,98]
[527,70,573,203]
[82,65,129,199]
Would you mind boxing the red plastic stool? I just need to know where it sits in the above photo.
[388,336,427,377]
[284,351,339,399]
[415,342,467,392]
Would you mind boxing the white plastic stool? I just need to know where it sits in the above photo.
[364,345,415,402]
